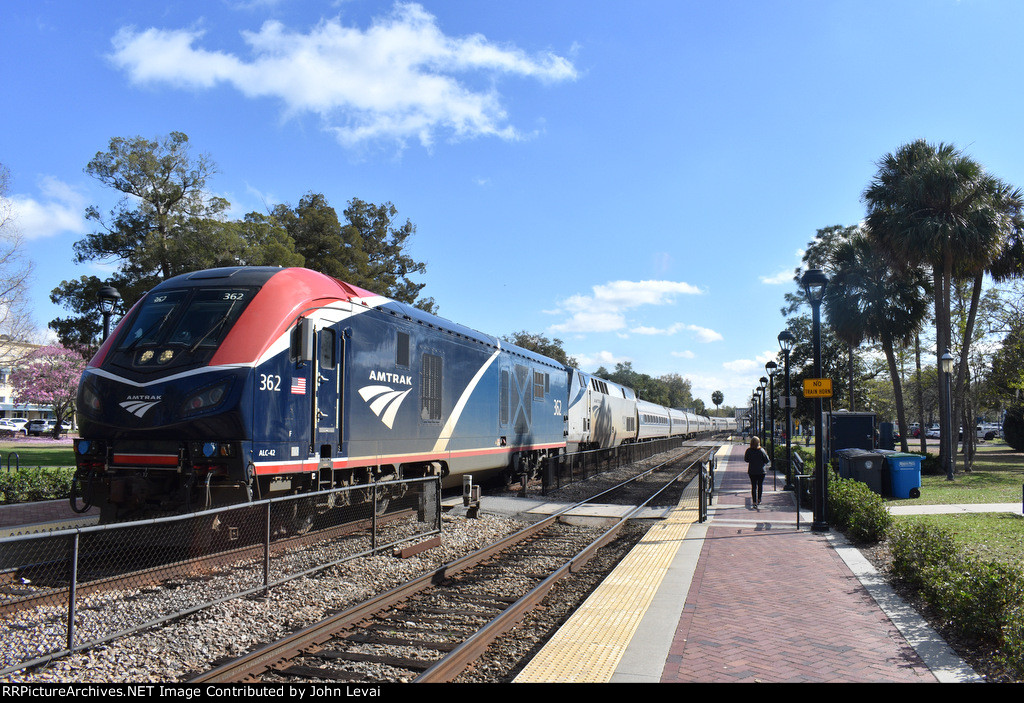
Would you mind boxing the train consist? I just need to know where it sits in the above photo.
[72,266,735,522]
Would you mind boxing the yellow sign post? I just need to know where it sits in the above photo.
[803,378,833,398]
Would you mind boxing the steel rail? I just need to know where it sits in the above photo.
[192,444,711,684]
[414,446,705,682]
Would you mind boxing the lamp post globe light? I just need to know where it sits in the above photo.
[778,330,796,491]
[941,350,955,481]
[98,285,121,342]
[801,268,829,531]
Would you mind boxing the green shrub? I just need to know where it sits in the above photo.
[920,452,942,476]
[1004,404,1024,453]
[827,472,893,543]
[887,520,1024,678]
[0,467,75,504]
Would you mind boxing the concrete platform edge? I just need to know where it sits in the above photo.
[609,520,708,683]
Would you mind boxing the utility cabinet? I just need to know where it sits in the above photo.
[825,411,876,459]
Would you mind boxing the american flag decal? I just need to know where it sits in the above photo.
[291,377,307,394]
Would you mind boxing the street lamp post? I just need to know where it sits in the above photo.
[752,394,759,438]
[802,268,829,531]
[759,376,768,444]
[98,285,121,342]
[766,361,777,488]
[778,331,795,491]
[941,350,955,481]
[765,361,777,455]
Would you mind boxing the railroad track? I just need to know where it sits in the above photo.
[191,445,710,683]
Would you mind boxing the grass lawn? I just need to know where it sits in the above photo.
[886,441,1024,506]
[0,441,76,469]
[897,512,1024,566]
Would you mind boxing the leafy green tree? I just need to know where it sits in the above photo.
[803,225,930,451]
[51,134,433,347]
[274,194,435,313]
[502,331,577,367]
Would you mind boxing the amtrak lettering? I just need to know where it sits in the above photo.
[367,370,412,386]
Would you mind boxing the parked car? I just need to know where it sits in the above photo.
[0,418,28,434]
[26,419,49,436]
[978,424,1001,441]
[26,419,67,436]
[925,425,941,439]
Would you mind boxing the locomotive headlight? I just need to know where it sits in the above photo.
[182,379,231,417]
[81,384,102,413]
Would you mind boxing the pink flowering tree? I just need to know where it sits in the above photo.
[9,346,86,437]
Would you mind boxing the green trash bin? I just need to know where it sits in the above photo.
[883,452,922,499]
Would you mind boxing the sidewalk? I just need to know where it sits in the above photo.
[655,443,981,683]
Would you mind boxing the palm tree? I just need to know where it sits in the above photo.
[863,140,1023,474]
[711,390,723,416]
[822,229,931,452]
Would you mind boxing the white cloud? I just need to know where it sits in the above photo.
[685,324,723,343]
[573,350,630,371]
[760,268,794,285]
[5,177,86,240]
[549,279,704,334]
[109,3,577,149]
[630,322,722,342]
[722,350,778,374]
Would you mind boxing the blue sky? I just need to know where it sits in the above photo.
[2,0,1023,411]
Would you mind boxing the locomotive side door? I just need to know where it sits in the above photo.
[314,325,341,455]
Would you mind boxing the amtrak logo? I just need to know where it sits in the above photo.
[120,399,160,418]
[358,385,412,429]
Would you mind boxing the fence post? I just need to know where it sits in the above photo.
[263,502,271,591]
[699,463,707,523]
[67,532,79,652]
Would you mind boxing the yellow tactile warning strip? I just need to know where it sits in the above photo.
[512,480,702,683]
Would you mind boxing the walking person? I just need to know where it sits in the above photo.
[744,436,770,507]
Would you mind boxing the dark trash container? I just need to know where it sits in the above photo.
[882,452,923,499]
[834,448,861,479]
[844,449,885,495]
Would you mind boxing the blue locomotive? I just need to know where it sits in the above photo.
[73,266,733,522]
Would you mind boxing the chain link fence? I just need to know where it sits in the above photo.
[0,476,439,676]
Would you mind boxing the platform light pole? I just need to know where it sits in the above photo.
[802,268,829,531]
[759,376,768,445]
[752,393,759,438]
[98,285,121,342]
[765,361,777,456]
[778,330,795,491]
[941,349,955,481]
[765,361,777,487]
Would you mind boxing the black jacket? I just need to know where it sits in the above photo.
[744,447,770,477]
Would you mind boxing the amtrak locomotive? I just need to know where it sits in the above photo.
[72,267,732,522]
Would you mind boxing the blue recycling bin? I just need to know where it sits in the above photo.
[884,452,922,499]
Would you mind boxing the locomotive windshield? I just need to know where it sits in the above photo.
[113,287,254,371]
